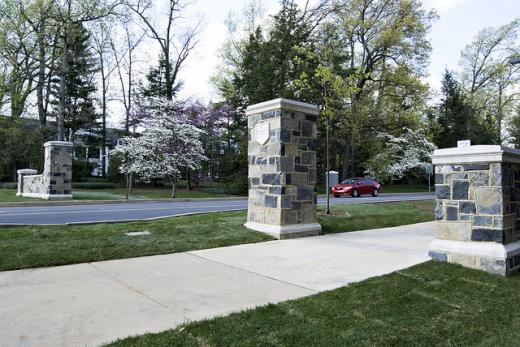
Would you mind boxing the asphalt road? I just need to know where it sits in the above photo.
[0,193,434,225]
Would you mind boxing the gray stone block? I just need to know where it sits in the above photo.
[452,180,469,200]
[471,228,503,242]
[436,185,450,199]
[262,173,281,185]
[296,186,313,201]
[460,201,476,214]
[473,215,493,227]
[476,187,502,214]
[265,195,278,208]
[490,163,503,186]
[435,201,444,220]
[301,122,313,137]
[479,257,506,276]
[429,251,448,261]
[446,206,459,221]
[469,172,489,187]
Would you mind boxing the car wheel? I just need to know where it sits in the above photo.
[372,188,379,197]
[334,194,340,198]
[352,189,360,198]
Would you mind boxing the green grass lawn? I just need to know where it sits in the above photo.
[382,184,431,193]
[0,187,241,203]
[0,201,433,271]
[0,189,41,203]
[319,200,433,234]
[105,261,520,346]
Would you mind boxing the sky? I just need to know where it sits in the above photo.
[173,0,520,102]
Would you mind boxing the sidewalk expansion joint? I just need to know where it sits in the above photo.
[88,262,187,319]
[186,252,319,294]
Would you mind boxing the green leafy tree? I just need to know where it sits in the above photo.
[335,0,436,178]
[459,19,520,144]
[508,106,520,148]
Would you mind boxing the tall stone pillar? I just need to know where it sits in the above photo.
[245,98,322,239]
[430,143,520,276]
[43,141,73,199]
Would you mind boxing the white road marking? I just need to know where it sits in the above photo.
[0,204,248,217]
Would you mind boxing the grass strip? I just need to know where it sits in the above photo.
[0,201,433,271]
[105,261,519,346]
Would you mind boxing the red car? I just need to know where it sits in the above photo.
[331,177,381,198]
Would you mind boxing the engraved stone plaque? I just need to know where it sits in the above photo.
[255,122,270,145]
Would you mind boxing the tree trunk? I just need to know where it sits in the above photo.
[186,170,192,191]
[125,173,133,199]
[100,54,107,177]
[169,176,177,198]
[125,174,130,200]
[58,29,68,141]
[37,25,46,127]
[341,134,357,179]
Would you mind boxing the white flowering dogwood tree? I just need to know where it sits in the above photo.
[112,99,207,198]
[364,128,436,184]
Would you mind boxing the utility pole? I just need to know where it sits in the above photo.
[324,83,330,215]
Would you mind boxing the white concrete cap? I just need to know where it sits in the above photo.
[17,169,38,174]
[44,141,73,147]
[431,145,520,165]
[245,98,320,116]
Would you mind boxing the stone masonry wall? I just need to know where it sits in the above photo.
[19,141,72,199]
[246,102,319,235]
[431,162,520,275]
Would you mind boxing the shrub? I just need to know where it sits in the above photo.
[72,160,96,181]
[221,174,248,195]
[72,182,115,189]
[0,182,17,189]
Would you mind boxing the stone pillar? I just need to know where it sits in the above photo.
[43,141,73,199]
[245,98,322,239]
[17,141,73,200]
[430,143,520,276]
[16,169,37,196]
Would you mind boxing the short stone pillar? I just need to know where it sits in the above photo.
[16,169,37,196]
[245,98,322,239]
[17,141,73,200]
[430,144,520,276]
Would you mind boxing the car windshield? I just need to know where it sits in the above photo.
[341,179,359,184]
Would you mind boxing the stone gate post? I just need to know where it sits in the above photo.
[430,143,520,276]
[245,98,322,239]
[17,141,73,200]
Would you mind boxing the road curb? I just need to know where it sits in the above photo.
[0,196,248,208]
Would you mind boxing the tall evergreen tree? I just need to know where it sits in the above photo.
[51,22,98,142]
[230,0,324,109]
[142,55,182,99]
[434,70,472,148]
[433,69,496,148]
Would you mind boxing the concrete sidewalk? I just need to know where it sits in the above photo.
[0,222,434,347]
